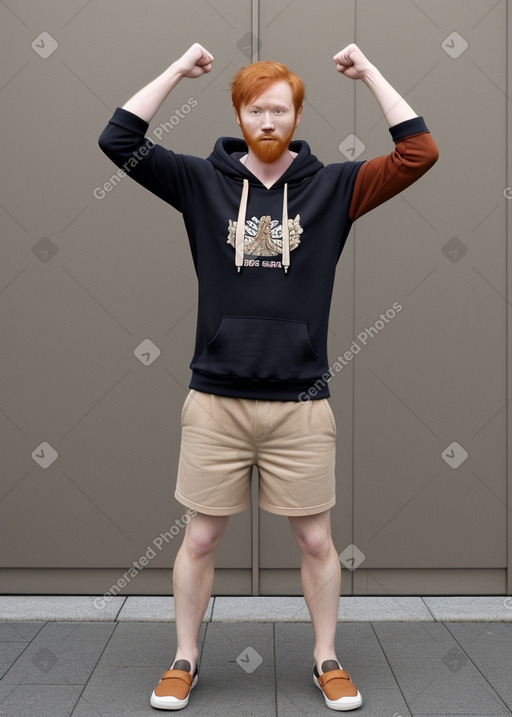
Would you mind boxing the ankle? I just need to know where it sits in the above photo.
[314,655,341,674]
[172,652,198,674]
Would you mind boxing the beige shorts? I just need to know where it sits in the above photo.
[174,389,337,517]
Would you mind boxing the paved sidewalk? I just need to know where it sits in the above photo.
[0,596,511,716]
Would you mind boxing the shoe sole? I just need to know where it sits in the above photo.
[313,673,363,711]
[150,673,198,710]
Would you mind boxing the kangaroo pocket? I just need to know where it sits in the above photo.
[204,315,320,381]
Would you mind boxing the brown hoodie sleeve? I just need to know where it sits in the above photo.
[349,121,439,223]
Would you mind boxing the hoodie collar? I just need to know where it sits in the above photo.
[207,137,323,186]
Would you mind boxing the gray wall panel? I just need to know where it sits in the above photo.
[0,0,255,576]
[352,0,508,577]
[0,0,510,595]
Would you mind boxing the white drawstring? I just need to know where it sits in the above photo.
[282,183,290,273]
[235,179,249,272]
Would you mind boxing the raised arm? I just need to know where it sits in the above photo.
[333,43,417,127]
[122,43,214,123]
[98,43,215,209]
[333,43,438,221]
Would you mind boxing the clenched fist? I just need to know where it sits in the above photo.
[175,43,214,79]
[333,44,375,80]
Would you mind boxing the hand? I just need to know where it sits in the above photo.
[333,43,375,80]
[174,43,214,79]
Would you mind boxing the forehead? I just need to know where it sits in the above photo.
[247,79,293,107]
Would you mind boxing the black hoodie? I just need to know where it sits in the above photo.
[98,108,438,401]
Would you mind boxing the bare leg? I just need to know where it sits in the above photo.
[289,510,341,671]
[172,512,229,671]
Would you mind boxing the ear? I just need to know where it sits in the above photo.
[234,107,241,127]
[294,105,303,128]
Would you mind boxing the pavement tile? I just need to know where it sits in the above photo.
[212,596,309,621]
[96,621,207,667]
[390,659,510,715]
[1,622,116,685]
[423,596,512,622]
[70,666,169,717]
[0,622,45,640]
[190,622,276,716]
[339,596,433,622]
[446,623,512,711]
[0,621,47,680]
[0,642,29,680]
[445,622,512,660]
[0,596,124,622]
[117,595,214,621]
[372,622,461,660]
[0,683,83,717]
[274,623,411,716]
[373,623,511,716]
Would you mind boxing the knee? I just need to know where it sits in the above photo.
[183,516,226,558]
[295,527,334,559]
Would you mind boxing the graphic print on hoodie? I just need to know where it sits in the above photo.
[98,109,438,401]
[226,207,302,270]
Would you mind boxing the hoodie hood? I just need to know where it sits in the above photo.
[207,137,324,272]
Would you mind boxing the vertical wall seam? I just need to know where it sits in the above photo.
[351,0,357,597]
[252,0,260,62]
[252,0,261,597]
[506,0,511,596]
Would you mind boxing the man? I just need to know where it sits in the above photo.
[99,42,438,711]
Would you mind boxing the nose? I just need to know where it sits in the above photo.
[261,112,274,130]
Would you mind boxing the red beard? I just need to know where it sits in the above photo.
[240,123,296,164]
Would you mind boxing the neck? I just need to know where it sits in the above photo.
[241,149,297,189]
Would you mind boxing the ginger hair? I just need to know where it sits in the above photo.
[230,61,305,115]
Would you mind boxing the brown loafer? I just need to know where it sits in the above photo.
[313,661,362,711]
[150,660,198,710]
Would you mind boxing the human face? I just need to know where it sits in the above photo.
[235,79,302,164]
